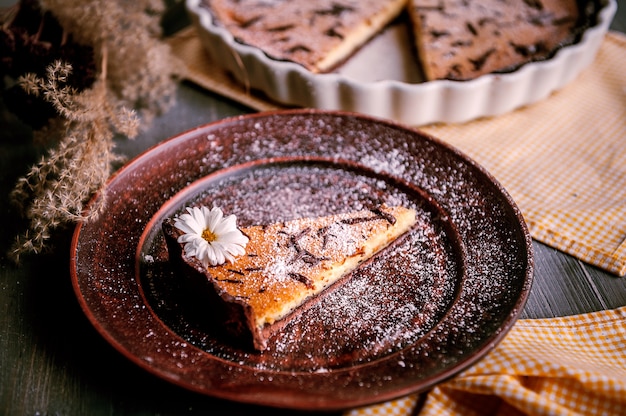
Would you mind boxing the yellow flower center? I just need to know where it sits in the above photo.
[202,228,217,242]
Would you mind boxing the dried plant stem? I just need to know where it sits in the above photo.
[7,0,183,263]
[100,42,107,82]
[9,61,138,263]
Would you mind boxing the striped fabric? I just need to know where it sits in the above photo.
[170,31,626,275]
[349,307,626,416]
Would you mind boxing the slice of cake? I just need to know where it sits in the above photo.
[162,204,417,350]
[407,0,580,80]
[205,0,409,73]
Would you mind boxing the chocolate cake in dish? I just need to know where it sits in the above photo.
[407,0,581,81]
[205,0,408,73]
[162,204,417,351]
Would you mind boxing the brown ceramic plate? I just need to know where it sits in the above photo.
[71,110,533,411]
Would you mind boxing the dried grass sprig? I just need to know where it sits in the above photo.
[39,0,183,123]
[10,61,138,262]
[8,0,184,262]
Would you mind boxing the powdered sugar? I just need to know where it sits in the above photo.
[137,113,530,376]
[76,113,531,406]
[149,160,463,370]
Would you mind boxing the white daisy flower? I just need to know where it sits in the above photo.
[174,206,248,267]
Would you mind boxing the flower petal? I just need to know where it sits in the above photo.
[177,234,199,244]
[205,243,221,266]
[174,218,197,235]
[219,230,248,244]
[206,206,224,233]
[214,214,237,235]
[190,207,207,231]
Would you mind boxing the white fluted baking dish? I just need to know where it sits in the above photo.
[187,0,616,126]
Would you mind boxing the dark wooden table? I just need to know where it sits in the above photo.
[1,3,625,415]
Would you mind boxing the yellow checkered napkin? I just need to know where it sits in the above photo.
[348,307,626,416]
[168,31,626,275]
